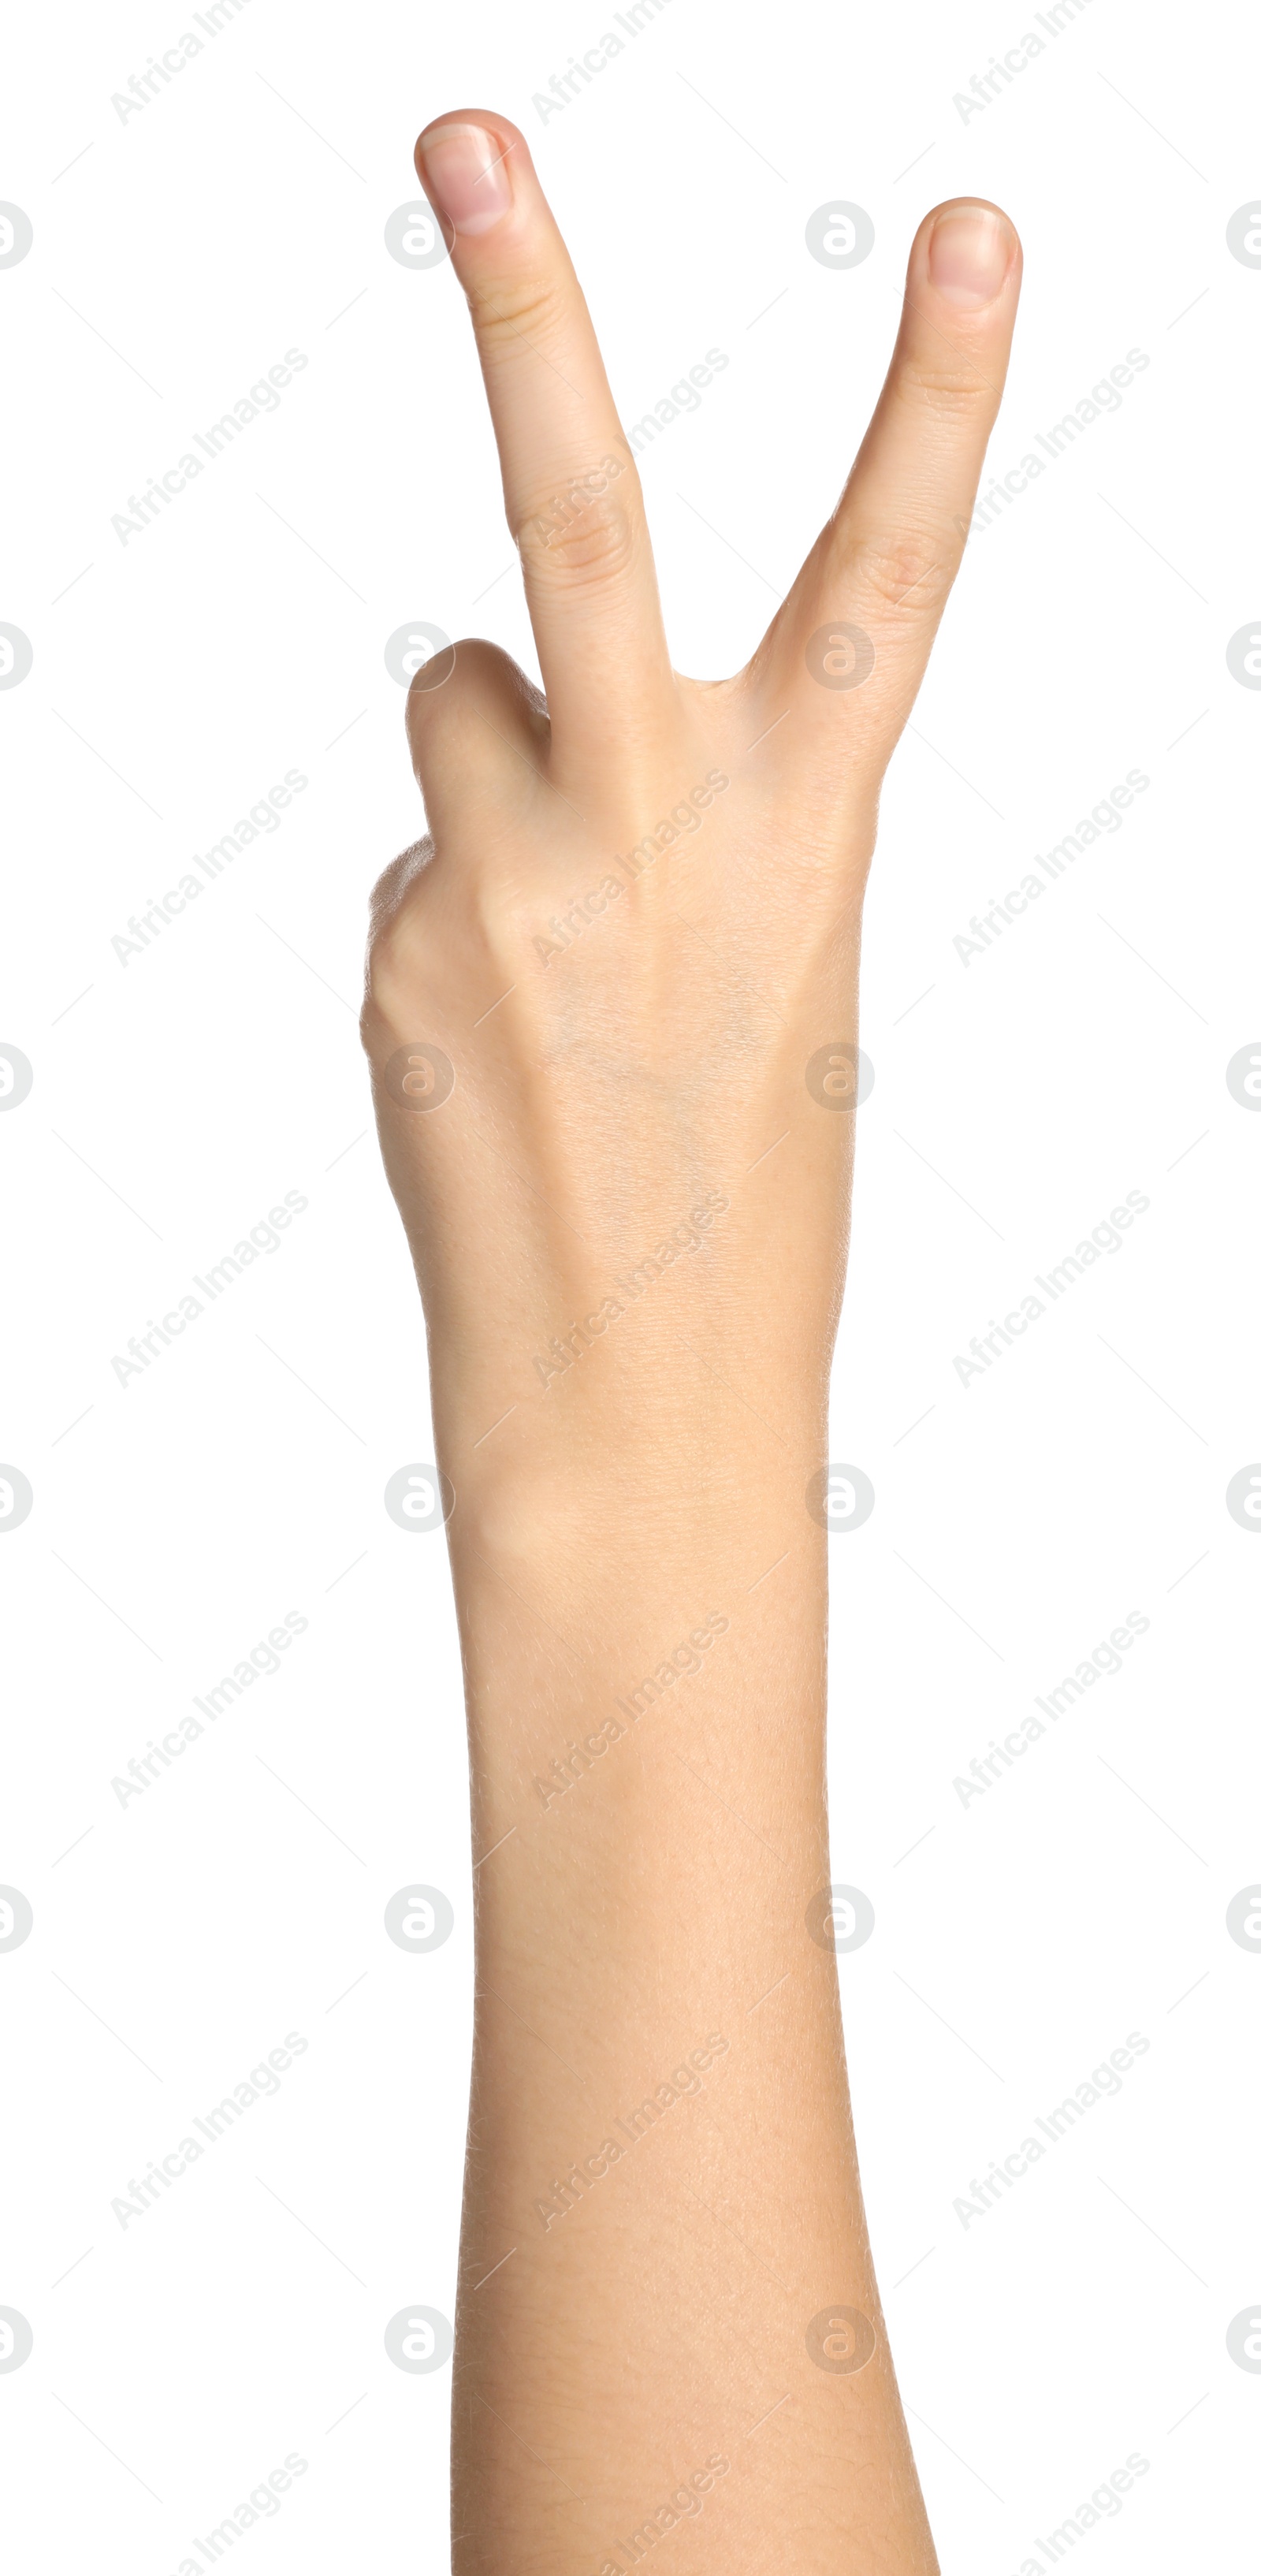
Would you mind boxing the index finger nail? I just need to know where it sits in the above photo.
[928,205,1014,308]
[416,123,513,237]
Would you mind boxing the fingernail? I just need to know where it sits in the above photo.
[928,205,1012,308]
[416,123,512,238]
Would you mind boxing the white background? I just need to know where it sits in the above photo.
[2,0,1259,2567]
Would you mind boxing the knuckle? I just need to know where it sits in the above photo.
[895,361,994,422]
[362,847,436,1032]
[469,270,567,352]
[517,486,640,590]
[362,847,517,1048]
[843,527,954,619]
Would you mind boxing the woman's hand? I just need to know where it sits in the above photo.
[362,111,1021,2576]
[363,119,1020,1525]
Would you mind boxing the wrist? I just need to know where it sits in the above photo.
[441,1394,829,1611]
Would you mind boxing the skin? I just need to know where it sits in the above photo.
[363,110,1021,2576]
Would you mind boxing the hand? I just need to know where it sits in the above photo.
[363,116,1021,1538]
[363,110,1021,2576]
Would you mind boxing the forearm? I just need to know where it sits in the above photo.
[441,1383,935,2570]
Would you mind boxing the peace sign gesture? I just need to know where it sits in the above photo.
[404,117,1016,806]
[363,110,1021,2576]
[366,114,1020,1477]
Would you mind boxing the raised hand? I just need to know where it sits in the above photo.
[364,110,1021,2576]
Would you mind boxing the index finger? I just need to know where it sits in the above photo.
[415,113,679,790]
